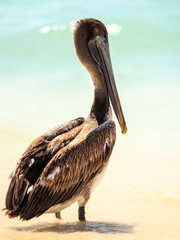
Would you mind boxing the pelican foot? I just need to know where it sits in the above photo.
[78,206,86,222]
[55,212,61,219]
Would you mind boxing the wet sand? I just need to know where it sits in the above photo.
[1,83,180,240]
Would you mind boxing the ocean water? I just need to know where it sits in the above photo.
[0,0,180,128]
[0,1,180,240]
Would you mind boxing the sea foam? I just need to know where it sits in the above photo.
[39,21,122,36]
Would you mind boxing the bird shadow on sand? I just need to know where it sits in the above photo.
[12,221,135,235]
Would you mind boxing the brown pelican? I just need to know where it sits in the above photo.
[5,18,127,222]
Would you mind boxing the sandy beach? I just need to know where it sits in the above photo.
[1,82,180,240]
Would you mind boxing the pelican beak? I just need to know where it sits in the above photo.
[88,35,127,134]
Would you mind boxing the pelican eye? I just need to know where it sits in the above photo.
[103,33,107,40]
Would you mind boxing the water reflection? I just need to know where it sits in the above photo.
[12,221,134,234]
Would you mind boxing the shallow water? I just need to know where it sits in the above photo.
[1,0,180,239]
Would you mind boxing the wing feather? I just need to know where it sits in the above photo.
[19,120,116,220]
[5,117,85,213]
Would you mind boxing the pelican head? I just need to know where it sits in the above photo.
[73,18,127,134]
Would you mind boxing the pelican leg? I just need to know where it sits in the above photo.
[78,206,86,221]
[55,212,61,219]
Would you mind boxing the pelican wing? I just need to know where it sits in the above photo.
[5,117,85,213]
[19,120,116,220]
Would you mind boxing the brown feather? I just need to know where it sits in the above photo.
[5,117,85,217]
[18,120,115,220]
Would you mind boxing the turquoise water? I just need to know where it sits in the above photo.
[0,0,180,134]
[1,0,179,78]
